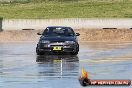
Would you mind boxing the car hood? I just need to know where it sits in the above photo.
[40,36,76,41]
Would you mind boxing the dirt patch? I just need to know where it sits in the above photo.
[76,29,132,42]
[0,29,132,42]
[0,30,40,42]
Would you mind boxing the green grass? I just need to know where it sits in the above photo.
[0,0,132,18]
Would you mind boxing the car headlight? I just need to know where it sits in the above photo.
[40,40,50,43]
[65,41,75,44]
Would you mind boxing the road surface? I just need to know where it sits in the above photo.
[0,42,132,88]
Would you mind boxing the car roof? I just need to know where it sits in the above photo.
[47,26,71,28]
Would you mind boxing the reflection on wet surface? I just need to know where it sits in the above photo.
[36,55,79,78]
[0,42,132,88]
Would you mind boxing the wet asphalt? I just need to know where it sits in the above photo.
[0,42,132,88]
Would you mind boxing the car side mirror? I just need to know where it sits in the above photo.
[76,33,80,36]
[37,32,42,35]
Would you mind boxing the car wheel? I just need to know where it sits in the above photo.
[71,51,78,55]
[71,46,79,55]
[36,47,44,55]
[36,50,44,55]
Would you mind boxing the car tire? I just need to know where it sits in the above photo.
[72,45,79,55]
[36,50,44,55]
[71,51,78,55]
[71,45,79,55]
[36,47,44,55]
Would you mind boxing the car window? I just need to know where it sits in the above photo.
[52,28,65,33]
[43,27,75,36]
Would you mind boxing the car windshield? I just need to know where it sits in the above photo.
[42,27,75,37]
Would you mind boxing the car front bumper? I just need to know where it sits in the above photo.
[39,47,75,53]
[37,43,77,53]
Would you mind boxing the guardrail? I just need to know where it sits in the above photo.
[2,18,132,30]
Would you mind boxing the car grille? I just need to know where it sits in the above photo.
[50,45,63,47]
[50,41,65,43]
[49,41,65,47]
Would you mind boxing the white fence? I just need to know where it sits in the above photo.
[2,18,132,30]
